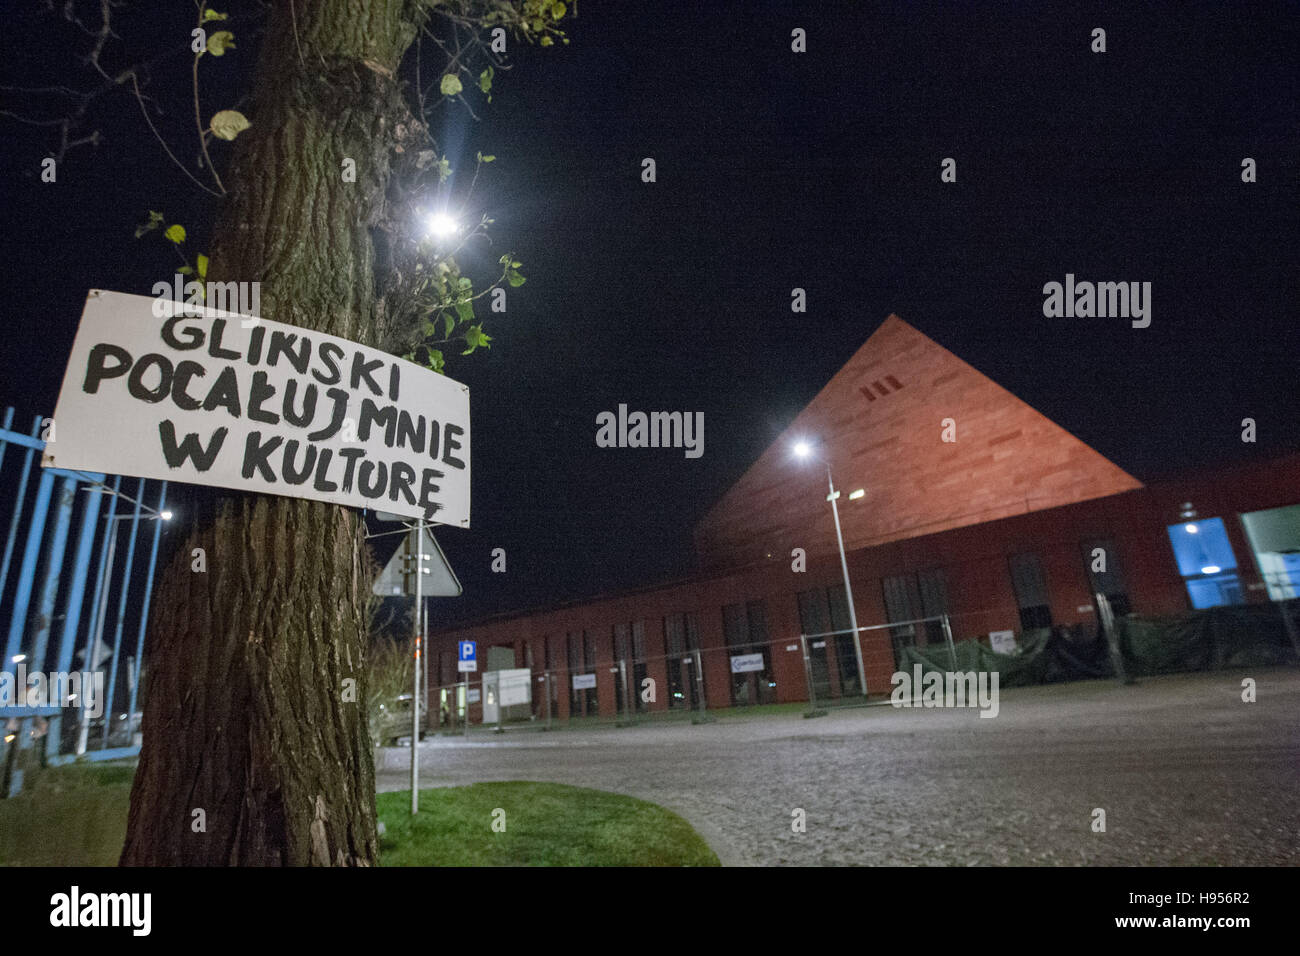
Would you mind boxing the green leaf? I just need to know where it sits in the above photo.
[429,349,445,373]
[480,154,495,163]
[507,270,526,287]
[478,66,494,94]
[149,210,164,223]
[457,276,472,290]
[456,300,474,323]
[443,313,454,337]
[210,109,250,141]
[178,265,194,276]
[540,36,554,47]
[440,73,463,97]
[164,224,187,244]
[202,9,228,22]
[551,1,567,18]
[206,30,235,56]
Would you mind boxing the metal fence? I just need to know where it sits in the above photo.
[0,407,168,796]
[416,587,1300,736]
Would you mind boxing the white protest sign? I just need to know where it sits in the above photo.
[571,673,596,691]
[45,291,470,526]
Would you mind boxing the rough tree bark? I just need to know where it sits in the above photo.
[121,0,423,866]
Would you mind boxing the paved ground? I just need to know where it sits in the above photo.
[375,668,1300,866]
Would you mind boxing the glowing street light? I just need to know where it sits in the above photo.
[790,438,868,699]
[426,213,460,239]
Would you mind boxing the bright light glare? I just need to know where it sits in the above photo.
[1201,565,1221,575]
[427,213,460,238]
[793,441,811,458]
[11,654,25,663]
[160,510,174,521]
[1185,523,1198,534]
[848,488,865,500]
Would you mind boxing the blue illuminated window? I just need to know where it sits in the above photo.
[1165,518,1243,610]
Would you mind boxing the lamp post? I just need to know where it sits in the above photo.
[794,440,868,698]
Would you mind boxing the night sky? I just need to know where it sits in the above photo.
[2,1,1296,626]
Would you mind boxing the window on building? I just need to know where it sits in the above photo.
[1165,518,1244,610]
[612,623,629,714]
[567,631,594,718]
[541,636,560,718]
[663,612,699,709]
[1081,538,1132,617]
[1009,552,1052,630]
[881,569,949,664]
[631,620,649,713]
[722,600,775,706]
[796,585,859,698]
[1240,505,1300,601]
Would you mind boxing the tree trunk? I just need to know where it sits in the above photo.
[121,0,420,866]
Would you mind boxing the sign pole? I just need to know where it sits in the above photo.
[411,519,423,815]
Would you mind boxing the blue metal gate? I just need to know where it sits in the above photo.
[0,406,168,796]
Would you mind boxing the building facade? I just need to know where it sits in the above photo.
[428,317,1300,721]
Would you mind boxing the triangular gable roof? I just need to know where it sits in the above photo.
[694,315,1143,569]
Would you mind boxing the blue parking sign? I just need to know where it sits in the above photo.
[457,641,477,672]
[459,641,476,661]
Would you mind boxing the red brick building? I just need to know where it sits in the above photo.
[429,316,1300,722]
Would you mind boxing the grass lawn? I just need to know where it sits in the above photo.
[0,764,718,867]
[0,762,135,866]
[377,782,719,866]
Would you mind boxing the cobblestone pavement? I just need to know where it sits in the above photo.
[375,669,1300,866]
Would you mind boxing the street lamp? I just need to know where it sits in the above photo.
[793,438,868,698]
[426,212,460,239]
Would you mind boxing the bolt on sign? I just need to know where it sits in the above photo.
[46,291,471,526]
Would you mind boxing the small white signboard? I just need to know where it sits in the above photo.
[466,688,481,704]
[496,668,532,708]
[989,629,1018,655]
[571,673,596,691]
[729,652,765,674]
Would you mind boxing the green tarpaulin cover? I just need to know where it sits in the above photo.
[899,601,1297,686]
